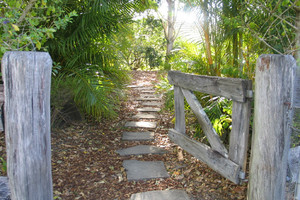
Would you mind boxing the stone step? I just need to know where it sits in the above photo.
[135,87,153,90]
[125,121,157,129]
[140,94,162,98]
[127,85,140,88]
[116,145,167,156]
[137,107,161,112]
[130,190,190,200]
[123,160,169,181]
[141,102,162,107]
[140,90,156,93]
[122,132,154,141]
[132,113,157,119]
[137,97,161,101]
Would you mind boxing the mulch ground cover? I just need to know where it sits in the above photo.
[0,70,247,200]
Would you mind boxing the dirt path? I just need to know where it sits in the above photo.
[0,70,247,199]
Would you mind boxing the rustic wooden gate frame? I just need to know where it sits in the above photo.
[168,71,252,184]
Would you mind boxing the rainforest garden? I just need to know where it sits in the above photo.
[0,0,299,199]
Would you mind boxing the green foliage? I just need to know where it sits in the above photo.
[168,39,207,74]
[0,156,6,175]
[155,74,174,111]
[204,96,232,143]
[0,0,77,57]
[113,14,165,70]
[46,0,153,123]
[241,0,297,54]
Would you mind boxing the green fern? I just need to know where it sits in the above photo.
[47,0,151,122]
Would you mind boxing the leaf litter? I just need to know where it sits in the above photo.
[0,71,247,200]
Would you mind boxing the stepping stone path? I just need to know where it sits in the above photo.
[123,160,169,181]
[116,145,167,156]
[132,113,157,119]
[125,121,157,129]
[130,189,191,200]
[117,83,190,199]
[122,131,154,141]
[137,107,161,112]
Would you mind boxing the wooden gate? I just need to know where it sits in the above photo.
[168,71,252,184]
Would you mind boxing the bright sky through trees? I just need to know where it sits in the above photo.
[133,1,201,40]
[158,1,200,40]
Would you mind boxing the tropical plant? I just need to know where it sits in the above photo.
[113,14,165,70]
[46,0,156,122]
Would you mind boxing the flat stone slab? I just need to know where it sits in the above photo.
[140,90,156,93]
[125,121,157,129]
[140,94,162,98]
[0,176,10,200]
[140,95,157,99]
[122,132,154,141]
[127,85,140,88]
[141,102,162,107]
[132,113,157,119]
[123,160,169,181]
[130,190,190,200]
[136,87,153,90]
[137,97,161,101]
[137,107,161,112]
[117,145,167,156]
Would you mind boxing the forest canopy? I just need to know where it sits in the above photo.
[0,0,299,125]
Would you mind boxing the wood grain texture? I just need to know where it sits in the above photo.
[294,66,300,108]
[248,55,296,200]
[181,88,228,157]
[2,51,53,200]
[168,71,252,102]
[169,129,240,184]
[229,94,252,173]
[174,86,185,134]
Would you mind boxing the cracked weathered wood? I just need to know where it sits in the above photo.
[2,52,53,200]
[169,129,240,184]
[248,55,296,200]
[168,71,252,102]
[229,84,252,173]
[174,86,185,134]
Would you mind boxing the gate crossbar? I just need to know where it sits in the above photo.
[168,71,252,184]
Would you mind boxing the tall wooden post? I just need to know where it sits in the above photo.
[1,51,53,200]
[247,55,296,200]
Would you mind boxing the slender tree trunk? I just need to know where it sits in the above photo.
[232,0,238,69]
[239,32,244,76]
[165,0,175,70]
[233,33,238,68]
[202,0,213,74]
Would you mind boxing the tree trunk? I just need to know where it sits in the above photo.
[165,0,175,70]
[239,32,244,76]
[202,0,213,74]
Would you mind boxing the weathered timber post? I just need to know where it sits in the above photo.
[247,55,296,200]
[174,86,185,134]
[1,52,53,200]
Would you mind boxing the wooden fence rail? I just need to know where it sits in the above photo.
[168,54,298,199]
[168,71,252,184]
